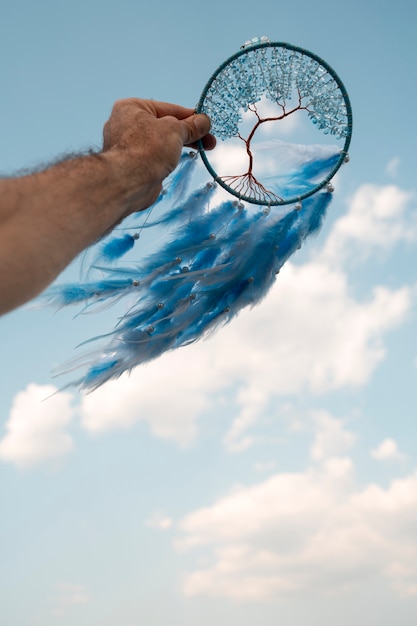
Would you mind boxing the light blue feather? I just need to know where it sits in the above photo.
[43,149,334,390]
[100,233,138,262]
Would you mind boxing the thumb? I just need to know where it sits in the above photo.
[181,113,211,145]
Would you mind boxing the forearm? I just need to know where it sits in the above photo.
[0,150,143,314]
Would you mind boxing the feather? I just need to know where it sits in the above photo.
[100,233,138,262]
[50,188,331,391]
[43,145,335,391]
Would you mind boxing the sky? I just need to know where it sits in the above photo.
[1,0,417,625]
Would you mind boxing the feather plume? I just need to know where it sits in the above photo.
[42,147,335,390]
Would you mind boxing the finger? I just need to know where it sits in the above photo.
[194,133,217,151]
[179,113,212,146]
[132,99,197,120]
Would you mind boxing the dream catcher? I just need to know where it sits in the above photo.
[45,37,352,390]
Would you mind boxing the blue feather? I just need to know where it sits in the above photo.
[43,278,138,307]
[269,150,340,197]
[43,149,335,390]
[100,233,138,262]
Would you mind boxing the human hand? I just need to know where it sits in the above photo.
[102,98,216,212]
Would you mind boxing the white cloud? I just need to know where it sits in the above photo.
[79,347,225,446]
[74,262,410,451]
[371,438,405,462]
[321,183,416,265]
[223,387,268,452]
[218,263,410,450]
[385,157,400,178]
[176,452,417,600]
[253,461,277,473]
[146,512,174,531]
[55,582,90,606]
[52,583,90,618]
[310,410,357,461]
[0,384,75,468]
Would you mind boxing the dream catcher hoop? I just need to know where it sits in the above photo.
[196,37,352,206]
[44,37,353,391]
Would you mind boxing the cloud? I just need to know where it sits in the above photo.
[310,410,357,461]
[321,183,416,265]
[371,438,405,462]
[253,461,277,473]
[0,384,75,468]
[55,582,90,606]
[52,583,90,617]
[73,261,410,452]
[146,512,174,531]
[385,157,400,178]
[79,347,225,446]
[218,262,410,450]
[176,440,417,600]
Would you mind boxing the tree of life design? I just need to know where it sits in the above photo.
[222,94,312,204]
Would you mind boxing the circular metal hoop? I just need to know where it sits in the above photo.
[196,40,353,206]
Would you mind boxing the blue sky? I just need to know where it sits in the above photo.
[1,1,417,625]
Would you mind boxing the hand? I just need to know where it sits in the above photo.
[102,98,216,212]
